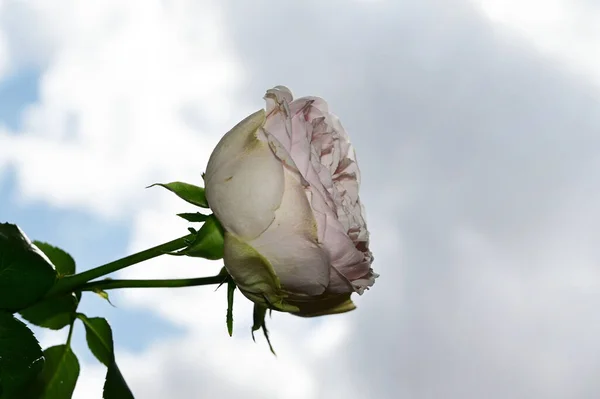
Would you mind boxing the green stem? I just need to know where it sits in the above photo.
[80,274,228,291]
[46,233,194,297]
[66,320,75,347]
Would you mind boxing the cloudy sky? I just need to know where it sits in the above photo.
[2,0,600,398]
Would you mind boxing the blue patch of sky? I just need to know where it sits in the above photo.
[1,168,184,363]
[0,67,40,131]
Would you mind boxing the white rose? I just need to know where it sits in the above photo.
[205,86,377,317]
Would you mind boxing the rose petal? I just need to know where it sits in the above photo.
[265,86,293,116]
[205,110,284,241]
[249,167,329,296]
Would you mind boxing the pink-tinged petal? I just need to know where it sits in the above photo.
[263,127,301,175]
[327,260,377,295]
[288,112,314,178]
[259,86,376,298]
[291,96,329,117]
[351,269,379,295]
[304,184,371,290]
[263,111,291,150]
[326,265,354,294]
[264,86,293,115]
[304,185,355,260]
[263,94,337,213]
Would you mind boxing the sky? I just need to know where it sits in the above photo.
[1,0,600,398]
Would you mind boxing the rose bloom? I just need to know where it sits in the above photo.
[205,86,377,317]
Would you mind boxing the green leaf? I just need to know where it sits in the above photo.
[0,311,45,398]
[226,279,235,337]
[147,182,209,208]
[175,215,224,260]
[32,241,76,277]
[19,293,78,330]
[27,344,80,399]
[177,212,210,223]
[103,360,134,399]
[0,224,56,311]
[76,315,134,398]
[77,314,113,367]
[251,304,276,355]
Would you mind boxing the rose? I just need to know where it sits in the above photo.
[204,86,377,317]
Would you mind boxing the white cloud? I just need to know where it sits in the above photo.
[106,335,318,399]
[0,31,8,81]
[0,0,9,80]
[473,0,600,85]
[0,0,247,218]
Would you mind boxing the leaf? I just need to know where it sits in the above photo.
[32,241,76,277]
[19,293,78,330]
[0,311,45,398]
[103,360,134,399]
[77,314,113,367]
[0,224,56,311]
[147,182,208,208]
[76,315,134,398]
[226,279,235,337]
[175,215,224,260]
[27,344,80,399]
[251,304,276,355]
[177,212,210,223]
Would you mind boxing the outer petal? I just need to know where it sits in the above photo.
[205,110,285,241]
[249,166,330,296]
[223,232,296,311]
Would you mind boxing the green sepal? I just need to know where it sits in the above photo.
[170,215,224,260]
[251,304,276,355]
[147,182,209,208]
[177,212,210,223]
[226,279,235,337]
